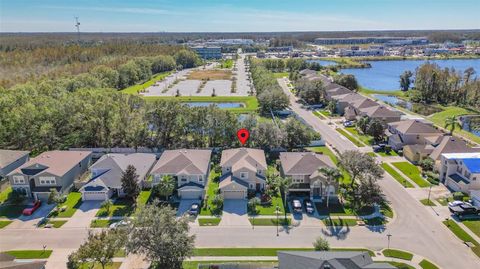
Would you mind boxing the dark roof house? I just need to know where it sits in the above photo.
[278,251,395,269]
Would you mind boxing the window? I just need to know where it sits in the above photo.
[39,176,56,185]
[257,170,262,175]
[13,176,25,184]
[240,172,248,179]
[198,176,203,182]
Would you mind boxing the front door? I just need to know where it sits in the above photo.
[313,187,320,196]
[256,183,261,192]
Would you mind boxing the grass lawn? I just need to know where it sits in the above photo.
[90,219,120,228]
[386,261,416,269]
[219,59,234,69]
[121,72,170,94]
[96,199,134,217]
[0,187,12,204]
[345,127,374,145]
[198,218,221,226]
[0,220,13,228]
[391,162,430,187]
[364,217,387,226]
[336,128,365,147]
[381,163,414,188]
[183,261,277,269]
[443,219,479,246]
[272,72,289,78]
[144,96,258,113]
[436,197,452,206]
[315,201,374,217]
[462,220,480,238]
[419,199,436,206]
[5,250,52,259]
[307,146,351,185]
[377,150,399,157]
[428,106,480,145]
[79,262,122,269]
[322,217,357,227]
[187,70,232,80]
[200,168,221,216]
[249,217,291,226]
[382,249,413,261]
[45,220,67,228]
[0,204,25,218]
[253,194,285,215]
[137,190,151,206]
[419,259,439,269]
[49,192,82,218]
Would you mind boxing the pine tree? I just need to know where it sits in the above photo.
[121,165,140,203]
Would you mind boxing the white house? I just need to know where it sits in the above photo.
[439,152,480,193]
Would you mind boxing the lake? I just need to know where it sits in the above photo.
[308,59,337,66]
[184,102,244,108]
[372,94,443,116]
[342,59,480,91]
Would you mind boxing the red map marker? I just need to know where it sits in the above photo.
[237,128,250,145]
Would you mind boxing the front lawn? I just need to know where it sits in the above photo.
[463,220,480,238]
[200,168,222,216]
[249,217,291,226]
[436,197,452,206]
[272,72,289,78]
[198,218,221,226]
[336,128,364,147]
[344,127,374,145]
[377,150,399,157]
[443,219,479,246]
[382,249,413,261]
[49,192,82,218]
[381,163,414,188]
[42,220,67,228]
[419,199,436,206]
[5,250,52,259]
[0,220,12,228]
[419,259,439,269]
[79,262,122,269]
[90,219,120,228]
[253,194,285,215]
[137,190,151,206]
[386,261,415,269]
[391,162,430,187]
[322,217,357,227]
[0,187,12,204]
[96,199,134,217]
[315,201,374,217]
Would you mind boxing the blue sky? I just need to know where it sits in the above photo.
[1,0,479,32]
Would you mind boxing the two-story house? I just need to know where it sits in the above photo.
[387,120,443,151]
[79,153,157,201]
[219,148,267,199]
[0,150,30,180]
[7,151,92,200]
[150,149,212,200]
[439,152,480,193]
[279,152,336,200]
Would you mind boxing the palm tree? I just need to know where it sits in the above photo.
[357,116,370,134]
[445,116,460,135]
[318,167,342,208]
[275,176,292,220]
[154,175,176,201]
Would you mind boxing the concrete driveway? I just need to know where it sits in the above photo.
[62,201,101,228]
[177,199,200,217]
[8,203,55,229]
[219,199,250,226]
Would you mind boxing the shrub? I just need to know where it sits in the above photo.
[313,236,330,251]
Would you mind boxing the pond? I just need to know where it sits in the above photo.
[372,94,443,116]
[184,102,244,108]
[342,59,480,91]
[459,115,480,137]
[307,59,337,66]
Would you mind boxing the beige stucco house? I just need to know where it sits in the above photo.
[150,149,212,200]
[219,148,267,199]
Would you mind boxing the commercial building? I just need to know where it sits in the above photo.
[192,46,222,59]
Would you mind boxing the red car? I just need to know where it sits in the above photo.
[22,200,41,216]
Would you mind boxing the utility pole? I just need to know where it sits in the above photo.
[427,185,433,206]
[276,204,280,236]
[74,17,81,42]
[386,233,392,250]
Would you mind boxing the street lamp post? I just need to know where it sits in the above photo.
[386,234,392,250]
[427,185,433,206]
[276,205,280,236]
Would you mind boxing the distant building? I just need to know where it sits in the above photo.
[192,46,222,59]
[439,152,480,192]
[314,37,403,45]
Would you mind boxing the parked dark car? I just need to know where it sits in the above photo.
[304,199,314,214]
[188,203,200,215]
[449,203,479,216]
[292,199,302,213]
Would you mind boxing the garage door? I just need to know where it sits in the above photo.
[83,191,107,201]
[179,189,203,199]
[222,190,245,199]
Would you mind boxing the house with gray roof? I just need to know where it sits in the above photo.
[79,153,157,201]
[277,251,395,269]
[150,149,212,200]
[7,151,92,200]
[219,148,267,199]
[279,152,336,200]
[358,105,402,124]
[387,120,443,151]
[0,150,29,179]
[0,252,46,269]
[430,136,479,170]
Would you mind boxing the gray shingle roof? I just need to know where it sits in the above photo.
[280,152,334,175]
[278,251,395,269]
[220,148,267,171]
[152,149,212,175]
[10,151,91,177]
[0,150,29,169]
